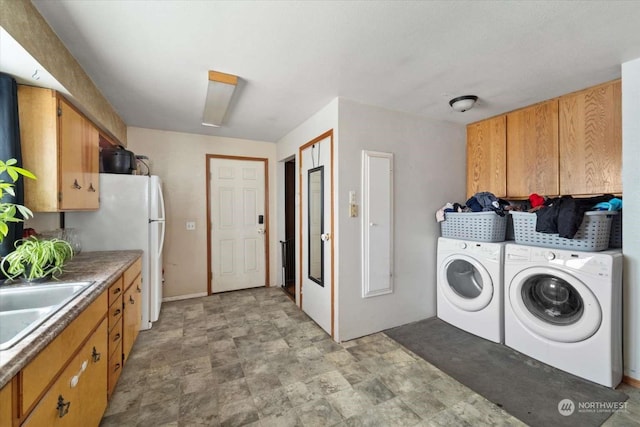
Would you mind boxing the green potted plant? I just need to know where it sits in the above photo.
[0,158,36,241]
[1,236,74,281]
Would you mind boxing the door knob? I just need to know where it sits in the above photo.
[321,233,331,241]
[257,228,266,235]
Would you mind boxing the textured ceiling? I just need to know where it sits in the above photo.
[31,1,640,142]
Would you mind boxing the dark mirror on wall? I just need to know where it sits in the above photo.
[308,166,324,286]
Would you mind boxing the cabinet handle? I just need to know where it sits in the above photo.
[72,179,82,190]
[113,308,121,316]
[129,295,135,304]
[92,346,101,362]
[88,183,96,192]
[114,363,121,372]
[136,285,141,293]
[113,287,121,295]
[114,333,121,342]
[57,395,71,418]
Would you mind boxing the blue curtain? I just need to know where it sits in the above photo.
[0,72,24,258]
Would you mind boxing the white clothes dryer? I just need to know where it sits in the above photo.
[504,243,623,387]
[436,237,506,343]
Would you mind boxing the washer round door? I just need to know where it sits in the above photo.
[509,266,602,343]
[440,254,493,312]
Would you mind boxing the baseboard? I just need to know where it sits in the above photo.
[162,292,208,302]
[623,375,640,388]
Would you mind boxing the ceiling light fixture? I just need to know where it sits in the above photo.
[449,95,478,112]
[202,70,238,127]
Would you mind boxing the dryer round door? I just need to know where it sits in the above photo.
[508,266,602,343]
[440,254,493,312]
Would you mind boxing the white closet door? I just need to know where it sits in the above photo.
[362,151,394,298]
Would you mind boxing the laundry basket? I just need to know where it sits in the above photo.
[609,210,622,248]
[440,212,507,242]
[510,211,616,251]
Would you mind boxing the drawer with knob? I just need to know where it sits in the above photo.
[108,340,123,398]
[108,277,124,307]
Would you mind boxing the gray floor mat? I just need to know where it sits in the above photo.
[385,317,628,427]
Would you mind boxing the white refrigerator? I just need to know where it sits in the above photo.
[66,174,166,330]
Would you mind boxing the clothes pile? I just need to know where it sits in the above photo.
[530,194,622,239]
[436,192,511,222]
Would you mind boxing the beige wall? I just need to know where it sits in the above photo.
[0,0,127,143]
[127,127,277,299]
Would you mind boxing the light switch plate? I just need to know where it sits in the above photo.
[349,204,358,218]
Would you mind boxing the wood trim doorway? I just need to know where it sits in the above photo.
[206,154,270,295]
[298,129,335,338]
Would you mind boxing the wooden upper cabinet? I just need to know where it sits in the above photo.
[82,119,100,208]
[466,115,506,198]
[58,98,85,210]
[559,80,622,195]
[18,86,100,211]
[506,99,559,198]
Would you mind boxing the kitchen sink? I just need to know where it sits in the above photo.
[0,281,94,350]
[0,282,92,312]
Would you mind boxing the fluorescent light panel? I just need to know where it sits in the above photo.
[202,70,238,127]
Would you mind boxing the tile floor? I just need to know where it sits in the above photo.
[101,287,640,427]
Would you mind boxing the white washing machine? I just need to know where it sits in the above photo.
[504,243,623,387]
[437,237,505,343]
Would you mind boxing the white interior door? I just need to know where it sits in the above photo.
[301,134,333,336]
[210,158,266,293]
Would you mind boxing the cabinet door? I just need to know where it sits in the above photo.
[122,274,142,363]
[17,85,60,212]
[506,100,559,198]
[559,80,622,195]
[21,291,107,414]
[58,98,86,210]
[82,120,100,209]
[0,379,13,426]
[466,116,507,198]
[22,319,107,427]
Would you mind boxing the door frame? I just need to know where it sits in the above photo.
[298,129,335,337]
[206,154,270,295]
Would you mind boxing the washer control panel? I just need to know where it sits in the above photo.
[510,245,615,277]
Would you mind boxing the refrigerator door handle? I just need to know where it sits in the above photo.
[158,220,166,256]
[157,180,166,221]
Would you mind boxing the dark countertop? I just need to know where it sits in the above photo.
[0,250,142,388]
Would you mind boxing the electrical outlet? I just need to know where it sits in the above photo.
[186,221,196,230]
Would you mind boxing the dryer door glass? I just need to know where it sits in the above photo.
[521,275,584,325]
[446,259,483,299]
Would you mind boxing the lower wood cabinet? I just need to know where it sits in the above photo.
[0,379,13,426]
[123,273,142,363]
[20,291,108,415]
[7,255,143,425]
[107,277,124,398]
[22,319,108,426]
[108,257,142,396]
